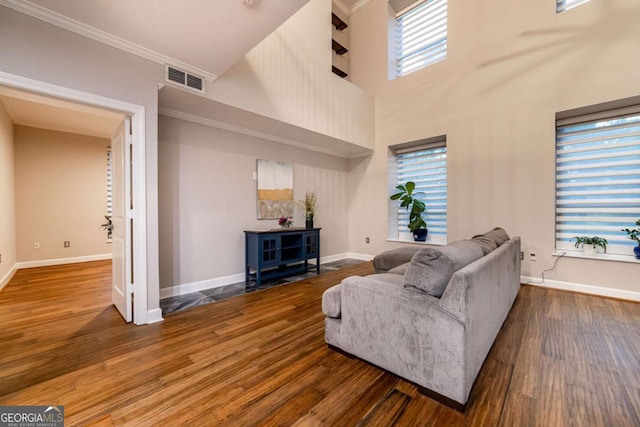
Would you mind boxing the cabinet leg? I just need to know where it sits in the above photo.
[316,256,320,274]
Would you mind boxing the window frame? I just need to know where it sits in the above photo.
[389,136,448,245]
[391,0,448,79]
[554,101,640,257]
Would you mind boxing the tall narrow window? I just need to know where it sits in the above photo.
[556,0,590,13]
[394,0,447,78]
[555,104,640,255]
[393,138,447,244]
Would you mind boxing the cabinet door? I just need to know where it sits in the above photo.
[261,235,280,266]
[303,232,319,258]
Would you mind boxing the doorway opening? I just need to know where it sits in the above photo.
[0,72,150,324]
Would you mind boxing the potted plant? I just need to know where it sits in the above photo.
[391,181,428,241]
[572,236,607,256]
[621,220,640,259]
[101,215,113,239]
[297,191,316,229]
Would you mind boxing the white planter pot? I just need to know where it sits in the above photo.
[583,245,597,256]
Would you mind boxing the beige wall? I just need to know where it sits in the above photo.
[0,6,163,308]
[0,101,16,283]
[14,126,111,262]
[158,115,350,289]
[208,0,374,151]
[347,0,640,292]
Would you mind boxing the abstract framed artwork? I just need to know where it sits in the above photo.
[257,159,294,219]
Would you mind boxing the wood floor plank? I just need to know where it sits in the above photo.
[1,261,639,425]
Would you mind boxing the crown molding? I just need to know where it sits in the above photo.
[159,108,351,158]
[0,0,217,82]
[351,0,374,14]
[332,0,351,16]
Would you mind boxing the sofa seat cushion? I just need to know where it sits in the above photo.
[373,247,422,272]
[322,284,342,318]
[404,240,484,297]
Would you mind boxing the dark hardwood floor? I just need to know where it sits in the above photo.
[1,260,639,426]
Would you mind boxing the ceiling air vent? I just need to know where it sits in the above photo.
[165,65,205,94]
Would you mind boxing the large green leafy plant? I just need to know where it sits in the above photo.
[390,181,427,232]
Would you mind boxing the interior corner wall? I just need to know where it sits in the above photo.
[0,101,16,285]
[205,0,374,151]
[347,0,640,293]
[14,126,111,262]
[0,6,163,309]
[158,115,350,290]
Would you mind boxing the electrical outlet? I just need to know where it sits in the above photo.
[366,237,370,244]
[520,251,524,260]
[64,241,70,248]
[529,252,537,261]
[34,242,40,249]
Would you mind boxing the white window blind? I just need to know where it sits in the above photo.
[395,0,447,77]
[395,141,447,243]
[556,0,590,13]
[107,148,112,217]
[555,105,640,255]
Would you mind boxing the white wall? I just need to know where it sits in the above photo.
[0,6,163,309]
[207,0,374,151]
[158,115,350,289]
[347,0,640,293]
[14,126,111,262]
[0,101,16,286]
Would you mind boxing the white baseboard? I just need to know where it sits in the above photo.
[0,264,17,291]
[160,272,246,299]
[344,252,374,261]
[160,252,374,299]
[146,308,164,324]
[521,276,640,302]
[16,253,112,269]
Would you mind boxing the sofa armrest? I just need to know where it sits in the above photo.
[339,274,467,403]
[322,284,342,318]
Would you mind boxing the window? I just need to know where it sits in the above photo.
[394,0,447,78]
[392,138,447,244]
[555,104,640,256]
[556,0,590,13]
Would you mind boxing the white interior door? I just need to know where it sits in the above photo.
[111,117,132,322]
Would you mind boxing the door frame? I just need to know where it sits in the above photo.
[0,71,150,325]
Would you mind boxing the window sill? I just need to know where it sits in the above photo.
[386,238,446,247]
[553,250,640,264]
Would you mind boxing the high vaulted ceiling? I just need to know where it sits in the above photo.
[19,0,310,79]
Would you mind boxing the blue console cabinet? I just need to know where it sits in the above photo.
[244,228,321,286]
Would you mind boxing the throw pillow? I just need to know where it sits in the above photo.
[404,240,484,297]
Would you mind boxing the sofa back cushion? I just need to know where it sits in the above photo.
[470,235,497,255]
[404,240,484,297]
[474,227,510,247]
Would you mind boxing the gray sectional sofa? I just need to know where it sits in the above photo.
[322,229,521,409]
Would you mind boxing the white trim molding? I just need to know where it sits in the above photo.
[16,254,112,269]
[146,308,164,324]
[160,272,246,299]
[0,0,217,82]
[0,265,18,291]
[160,253,374,299]
[521,276,640,302]
[351,0,374,14]
[332,0,351,16]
